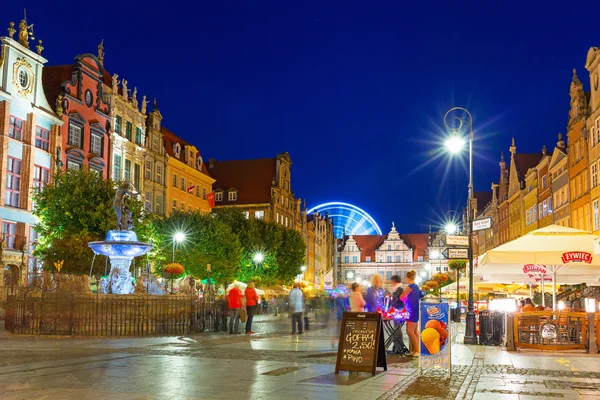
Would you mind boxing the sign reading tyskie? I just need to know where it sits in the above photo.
[561,252,593,264]
[335,312,387,376]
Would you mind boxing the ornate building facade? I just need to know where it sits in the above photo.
[209,152,302,230]
[163,127,213,214]
[536,147,552,228]
[0,18,62,284]
[106,73,147,192]
[42,48,111,177]
[336,223,428,286]
[567,69,591,232]
[550,134,570,226]
[586,49,600,234]
[144,101,167,215]
[303,211,335,288]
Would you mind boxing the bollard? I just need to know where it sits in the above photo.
[505,312,516,351]
[588,312,597,354]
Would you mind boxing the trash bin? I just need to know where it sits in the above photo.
[490,311,504,346]
[450,307,458,322]
[479,310,492,345]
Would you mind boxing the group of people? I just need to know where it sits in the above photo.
[348,270,421,356]
[220,282,260,334]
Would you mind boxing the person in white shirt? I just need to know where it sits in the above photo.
[349,282,366,312]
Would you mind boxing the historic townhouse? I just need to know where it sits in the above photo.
[567,70,591,232]
[473,190,496,257]
[507,139,542,241]
[305,211,335,288]
[497,152,510,245]
[209,152,302,230]
[523,165,539,234]
[144,101,167,215]
[0,19,62,284]
[106,73,146,192]
[336,223,428,286]
[550,134,570,226]
[586,49,600,234]
[163,127,214,214]
[42,45,110,177]
[536,147,552,228]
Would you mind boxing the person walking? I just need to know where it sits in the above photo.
[228,284,243,334]
[289,283,304,334]
[349,282,366,312]
[245,281,259,334]
[389,275,407,354]
[365,274,384,312]
[401,270,421,356]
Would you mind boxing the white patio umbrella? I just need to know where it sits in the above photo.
[475,225,600,310]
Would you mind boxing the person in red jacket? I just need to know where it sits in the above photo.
[245,281,259,334]
[228,284,243,334]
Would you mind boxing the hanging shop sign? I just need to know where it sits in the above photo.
[446,235,469,247]
[472,217,492,231]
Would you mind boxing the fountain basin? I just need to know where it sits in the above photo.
[88,230,153,258]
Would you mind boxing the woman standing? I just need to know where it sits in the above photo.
[245,282,259,334]
[365,275,384,312]
[401,270,420,356]
[349,282,366,312]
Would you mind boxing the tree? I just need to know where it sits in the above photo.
[147,210,242,284]
[32,169,145,275]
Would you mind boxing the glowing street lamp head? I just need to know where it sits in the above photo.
[347,271,355,279]
[430,250,440,259]
[173,232,185,243]
[445,135,466,154]
[444,223,458,235]
[253,253,264,263]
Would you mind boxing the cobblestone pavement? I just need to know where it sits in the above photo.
[1,319,600,399]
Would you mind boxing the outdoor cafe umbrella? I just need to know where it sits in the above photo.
[475,225,600,310]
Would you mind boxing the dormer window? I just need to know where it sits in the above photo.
[228,190,237,201]
[215,192,223,202]
[173,143,181,158]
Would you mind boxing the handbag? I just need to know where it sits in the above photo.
[240,308,247,323]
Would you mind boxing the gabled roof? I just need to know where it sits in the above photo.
[210,158,277,205]
[42,65,74,111]
[162,127,210,175]
[474,191,493,214]
[514,153,543,183]
[350,233,429,262]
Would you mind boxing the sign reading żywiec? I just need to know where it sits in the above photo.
[472,217,492,231]
[446,235,468,247]
[561,252,593,264]
[419,300,451,376]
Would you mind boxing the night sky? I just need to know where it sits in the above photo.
[8,1,600,233]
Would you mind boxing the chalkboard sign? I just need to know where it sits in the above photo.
[335,312,387,376]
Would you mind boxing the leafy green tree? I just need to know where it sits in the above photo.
[32,169,145,275]
[148,210,242,284]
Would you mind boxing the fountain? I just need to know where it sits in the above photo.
[88,182,154,294]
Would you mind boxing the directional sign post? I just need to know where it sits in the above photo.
[443,248,469,259]
[472,217,492,232]
[446,235,469,247]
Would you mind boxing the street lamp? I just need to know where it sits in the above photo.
[444,222,458,235]
[443,106,477,345]
[253,252,264,264]
[172,232,185,263]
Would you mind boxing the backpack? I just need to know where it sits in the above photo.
[391,286,405,309]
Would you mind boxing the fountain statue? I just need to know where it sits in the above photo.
[88,181,154,294]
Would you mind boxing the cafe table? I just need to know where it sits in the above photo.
[382,317,409,355]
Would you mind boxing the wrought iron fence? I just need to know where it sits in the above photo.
[5,286,218,336]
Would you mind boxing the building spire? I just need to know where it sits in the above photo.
[572,68,581,86]
[510,138,516,155]
[97,40,104,66]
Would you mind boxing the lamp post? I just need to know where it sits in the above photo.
[444,106,477,345]
[444,222,461,322]
[172,232,185,263]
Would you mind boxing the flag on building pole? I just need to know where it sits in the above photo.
[207,192,215,208]
[187,185,196,193]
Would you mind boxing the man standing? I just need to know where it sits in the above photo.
[228,284,243,334]
[289,283,304,334]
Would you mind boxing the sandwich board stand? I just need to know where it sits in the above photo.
[418,299,451,378]
[335,312,387,376]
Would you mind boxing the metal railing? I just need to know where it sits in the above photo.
[5,287,218,336]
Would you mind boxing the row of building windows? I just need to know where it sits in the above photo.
[213,191,236,202]
[9,116,51,152]
[341,254,412,263]
[114,116,143,146]
[171,174,208,199]
[67,122,104,156]
[145,160,164,185]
